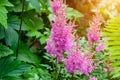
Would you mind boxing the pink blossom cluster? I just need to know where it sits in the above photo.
[87,13,104,52]
[89,76,97,80]
[96,41,104,52]
[50,0,62,15]
[45,0,74,61]
[65,50,94,75]
[87,13,101,44]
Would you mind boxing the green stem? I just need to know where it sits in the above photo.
[72,73,74,80]
[16,0,25,58]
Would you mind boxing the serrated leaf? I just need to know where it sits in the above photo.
[4,25,18,51]
[8,15,27,30]
[0,57,30,78]
[0,43,13,59]
[18,42,41,65]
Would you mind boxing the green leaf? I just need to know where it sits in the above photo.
[8,0,23,12]
[0,43,13,59]
[40,35,47,44]
[5,1,14,7]
[24,66,51,80]
[18,42,41,65]
[13,3,22,12]
[4,25,18,50]
[66,7,84,19]
[48,14,54,21]
[27,0,40,12]
[23,16,44,31]
[0,6,8,28]
[0,0,8,6]
[0,25,5,39]
[38,0,51,13]
[8,15,28,31]
[26,31,41,38]
[24,68,40,80]
[0,57,30,78]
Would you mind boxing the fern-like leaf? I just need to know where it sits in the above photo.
[102,16,120,78]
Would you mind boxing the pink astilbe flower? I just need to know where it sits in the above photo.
[45,0,74,61]
[96,42,104,52]
[89,76,97,80]
[50,0,63,15]
[87,13,101,45]
[45,38,57,56]
[65,50,94,75]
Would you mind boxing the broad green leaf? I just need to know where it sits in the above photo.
[0,43,13,59]
[8,15,28,30]
[31,17,44,30]
[27,0,40,12]
[0,57,30,78]
[0,6,8,28]
[18,42,41,65]
[4,25,18,51]
[23,15,44,31]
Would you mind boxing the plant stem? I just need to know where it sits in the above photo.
[16,0,25,58]
[72,72,74,80]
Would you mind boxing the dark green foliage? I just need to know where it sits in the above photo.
[0,0,51,79]
[0,57,30,79]
[0,43,13,58]
[18,42,41,65]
